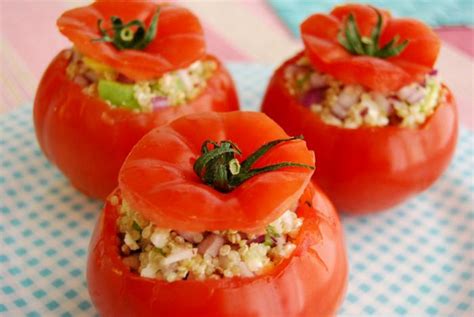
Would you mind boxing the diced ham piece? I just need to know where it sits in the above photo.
[198,234,225,257]
[176,230,204,243]
[309,72,327,88]
[397,85,426,104]
[370,92,390,113]
[337,85,362,108]
[73,75,90,87]
[332,85,363,119]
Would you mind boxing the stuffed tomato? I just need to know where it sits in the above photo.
[87,112,348,317]
[262,4,457,214]
[34,1,238,199]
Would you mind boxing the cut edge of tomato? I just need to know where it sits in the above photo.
[55,50,228,116]
[101,185,333,288]
[274,51,455,133]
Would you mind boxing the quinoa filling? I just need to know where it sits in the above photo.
[285,56,444,128]
[110,195,303,282]
[65,48,217,112]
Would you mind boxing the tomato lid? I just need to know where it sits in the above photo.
[57,0,205,81]
[300,4,440,92]
[119,112,315,232]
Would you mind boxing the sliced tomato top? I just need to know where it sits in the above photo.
[57,0,205,80]
[301,4,440,92]
[119,112,315,232]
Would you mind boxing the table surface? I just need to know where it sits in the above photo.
[0,1,473,317]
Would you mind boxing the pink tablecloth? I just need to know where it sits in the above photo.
[1,0,473,128]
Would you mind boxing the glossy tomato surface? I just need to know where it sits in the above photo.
[300,4,440,92]
[87,184,348,317]
[262,53,458,214]
[34,50,238,199]
[57,1,206,80]
[119,111,314,233]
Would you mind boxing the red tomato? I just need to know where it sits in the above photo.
[119,112,314,232]
[87,183,348,317]
[57,1,205,80]
[300,4,440,92]
[261,53,458,214]
[34,51,238,199]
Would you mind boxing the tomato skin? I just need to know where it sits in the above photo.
[57,2,206,80]
[87,183,348,317]
[300,4,440,92]
[261,53,458,214]
[33,50,238,200]
[119,111,314,233]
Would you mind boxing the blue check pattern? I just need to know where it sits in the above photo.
[1,63,473,316]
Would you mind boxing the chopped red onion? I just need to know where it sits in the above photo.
[429,69,438,76]
[300,87,325,107]
[151,96,169,110]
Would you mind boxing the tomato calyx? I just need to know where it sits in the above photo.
[194,136,314,193]
[338,9,408,58]
[93,9,160,50]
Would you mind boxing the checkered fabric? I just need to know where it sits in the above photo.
[1,63,473,316]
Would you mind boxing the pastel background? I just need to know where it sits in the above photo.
[1,0,473,127]
[1,1,473,316]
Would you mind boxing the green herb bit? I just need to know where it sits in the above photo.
[97,80,140,109]
[264,225,280,246]
[93,9,160,50]
[193,136,314,193]
[338,9,408,59]
[153,247,165,256]
[132,221,142,232]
